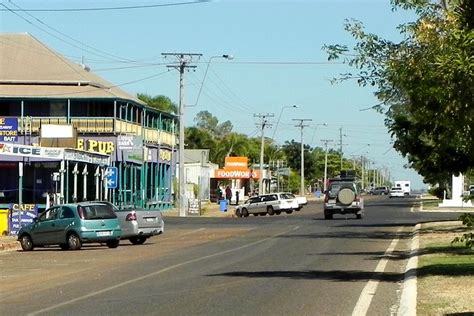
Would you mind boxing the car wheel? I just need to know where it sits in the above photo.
[106,239,120,248]
[242,208,249,217]
[130,236,146,245]
[286,210,293,214]
[267,206,274,216]
[235,209,241,217]
[60,244,69,250]
[67,233,82,250]
[19,234,34,251]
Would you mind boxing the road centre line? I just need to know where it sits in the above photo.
[28,225,300,316]
[352,232,401,316]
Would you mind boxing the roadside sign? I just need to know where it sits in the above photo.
[0,117,18,142]
[105,167,118,189]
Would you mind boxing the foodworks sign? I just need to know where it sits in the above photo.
[214,169,259,179]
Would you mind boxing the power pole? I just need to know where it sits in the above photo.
[293,119,312,196]
[321,139,333,192]
[339,127,343,172]
[255,113,274,195]
[163,53,202,217]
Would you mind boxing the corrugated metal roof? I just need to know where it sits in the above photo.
[0,33,145,104]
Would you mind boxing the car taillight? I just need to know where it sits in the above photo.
[126,212,137,221]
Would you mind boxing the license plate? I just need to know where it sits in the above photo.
[145,218,155,222]
[97,231,112,237]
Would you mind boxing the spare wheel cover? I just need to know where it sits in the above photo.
[338,188,355,205]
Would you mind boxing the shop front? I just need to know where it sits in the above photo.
[212,157,261,204]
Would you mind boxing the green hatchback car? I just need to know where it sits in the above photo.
[17,202,122,251]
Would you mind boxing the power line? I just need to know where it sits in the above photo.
[0,1,209,12]
[4,1,149,64]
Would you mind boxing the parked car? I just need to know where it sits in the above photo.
[324,178,364,219]
[235,192,299,217]
[111,205,164,245]
[17,202,122,251]
[389,187,405,198]
[372,186,389,195]
[284,193,307,211]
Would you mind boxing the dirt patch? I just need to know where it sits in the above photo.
[417,222,474,316]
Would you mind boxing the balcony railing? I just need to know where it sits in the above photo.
[18,117,177,147]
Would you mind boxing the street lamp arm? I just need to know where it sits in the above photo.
[271,104,297,141]
[191,54,233,108]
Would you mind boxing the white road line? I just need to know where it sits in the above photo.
[28,226,300,316]
[352,234,401,316]
[397,223,420,316]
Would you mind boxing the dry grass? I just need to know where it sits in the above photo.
[417,222,474,316]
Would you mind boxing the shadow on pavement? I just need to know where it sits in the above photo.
[208,269,404,282]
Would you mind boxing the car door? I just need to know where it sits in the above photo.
[247,196,262,214]
[30,207,60,245]
[52,206,76,242]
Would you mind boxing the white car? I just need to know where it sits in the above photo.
[389,187,405,198]
[284,193,307,211]
[235,193,299,217]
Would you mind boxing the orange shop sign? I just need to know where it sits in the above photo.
[224,156,248,170]
[214,169,260,179]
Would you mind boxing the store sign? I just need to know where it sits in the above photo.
[64,149,110,166]
[0,143,64,159]
[214,169,259,179]
[224,156,248,170]
[118,135,143,164]
[0,117,18,142]
[8,204,38,236]
[77,138,115,154]
[159,149,172,162]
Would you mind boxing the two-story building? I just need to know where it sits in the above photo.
[0,33,177,212]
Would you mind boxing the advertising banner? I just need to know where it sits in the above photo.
[8,204,38,236]
[0,117,18,142]
[0,143,64,159]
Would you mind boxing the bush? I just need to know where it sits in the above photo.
[452,213,474,248]
[428,186,445,199]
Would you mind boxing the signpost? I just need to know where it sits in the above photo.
[106,167,118,189]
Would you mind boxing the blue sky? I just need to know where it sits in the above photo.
[0,0,425,189]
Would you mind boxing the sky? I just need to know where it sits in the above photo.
[0,0,426,189]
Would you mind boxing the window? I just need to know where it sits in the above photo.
[249,197,261,204]
[39,208,59,221]
[60,207,75,219]
[79,204,117,219]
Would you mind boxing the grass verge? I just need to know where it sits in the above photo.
[417,221,474,315]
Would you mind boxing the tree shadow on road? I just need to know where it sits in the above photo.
[207,269,404,282]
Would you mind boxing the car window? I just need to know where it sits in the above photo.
[79,204,117,220]
[59,206,75,219]
[39,207,59,222]
[262,195,276,202]
[280,193,293,199]
[249,197,260,204]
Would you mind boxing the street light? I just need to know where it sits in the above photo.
[271,105,298,141]
[194,54,234,107]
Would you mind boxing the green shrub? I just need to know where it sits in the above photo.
[452,213,474,248]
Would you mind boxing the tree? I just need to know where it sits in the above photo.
[193,110,233,137]
[137,94,177,114]
[324,0,474,184]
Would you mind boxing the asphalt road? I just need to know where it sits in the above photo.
[0,196,460,316]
